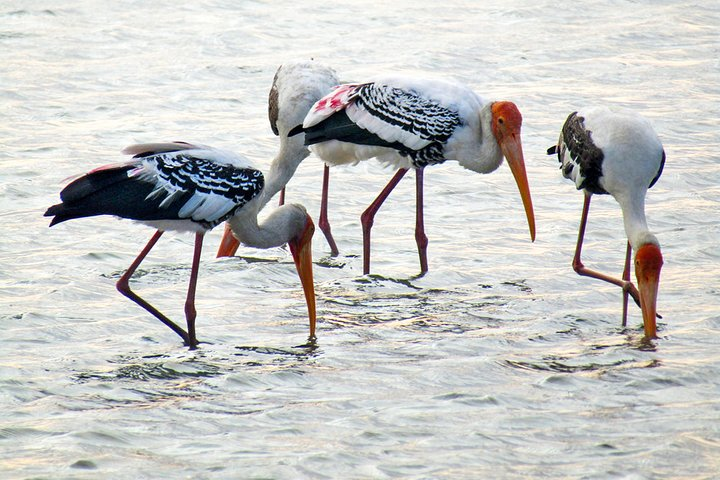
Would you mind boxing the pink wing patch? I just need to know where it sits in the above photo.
[86,160,136,175]
[303,83,362,128]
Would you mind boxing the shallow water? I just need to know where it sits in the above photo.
[2,1,720,478]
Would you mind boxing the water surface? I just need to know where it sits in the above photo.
[2,1,719,478]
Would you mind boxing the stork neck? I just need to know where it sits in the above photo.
[618,191,659,251]
[258,135,309,208]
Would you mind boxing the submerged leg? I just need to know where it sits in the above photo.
[318,164,339,256]
[572,193,641,309]
[116,230,192,347]
[360,168,408,275]
[415,167,429,274]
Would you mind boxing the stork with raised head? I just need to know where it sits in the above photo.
[216,60,340,257]
[288,73,536,275]
[547,107,665,338]
[45,141,316,349]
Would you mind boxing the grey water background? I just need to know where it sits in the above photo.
[2,1,719,478]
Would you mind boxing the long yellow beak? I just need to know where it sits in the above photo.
[500,135,536,242]
[216,223,240,258]
[635,244,663,339]
[288,215,317,339]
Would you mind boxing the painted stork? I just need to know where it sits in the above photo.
[547,107,665,338]
[216,60,340,257]
[288,73,536,275]
[44,141,316,349]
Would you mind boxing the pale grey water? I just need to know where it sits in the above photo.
[2,1,719,478]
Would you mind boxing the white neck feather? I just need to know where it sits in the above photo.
[227,203,306,249]
[258,135,309,207]
[617,190,660,250]
[452,102,504,174]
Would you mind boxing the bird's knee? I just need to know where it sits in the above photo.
[572,260,584,274]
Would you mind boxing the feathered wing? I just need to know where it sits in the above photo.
[45,146,264,230]
[302,83,364,128]
[548,112,608,195]
[295,81,462,167]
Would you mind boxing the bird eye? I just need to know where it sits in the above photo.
[498,118,505,125]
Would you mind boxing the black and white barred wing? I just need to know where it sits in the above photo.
[46,143,263,229]
[127,146,264,228]
[347,83,461,151]
[304,81,461,152]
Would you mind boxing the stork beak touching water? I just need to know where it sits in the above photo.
[287,215,317,339]
[490,101,536,242]
[550,107,666,339]
[635,243,663,338]
[217,214,317,340]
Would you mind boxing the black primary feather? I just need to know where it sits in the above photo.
[44,164,193,227]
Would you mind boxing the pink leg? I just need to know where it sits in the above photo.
[360,168,408,275]
[572,193,641,309]
[183,233,204,349]
[415,167,429,274]
[621,241,632,327]
[319,164,339,256]
[278,187,285,206]
[116,230,194,347]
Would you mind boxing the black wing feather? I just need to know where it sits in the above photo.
[303,110,407,151]
[649,149,665,189]
[562,112,607,195]
[45,165,195,226]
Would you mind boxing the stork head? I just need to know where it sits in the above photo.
[635,242,663,338]
[490,101,536,242]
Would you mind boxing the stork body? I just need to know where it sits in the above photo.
[45,141,316,349]
[290,73,536,275]
[548,107,665,338]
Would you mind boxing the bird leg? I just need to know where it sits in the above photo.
[360,168,409,275]
[115,230,195,348]
[621,241,632,327]
[318,164,339,256]
[415,167,429,274]
[572,193,642,310]
[183,233,204,349]
[278,187,286,206]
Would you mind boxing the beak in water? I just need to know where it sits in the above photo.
[492,102,536,242]
[217,223,240,258]
[635,243,663,339]
[288,215,317,339]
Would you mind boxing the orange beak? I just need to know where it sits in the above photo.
[288,215,317,339]
[635,243,663,339]
[499,134,536,242]
[216,223,241,258]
